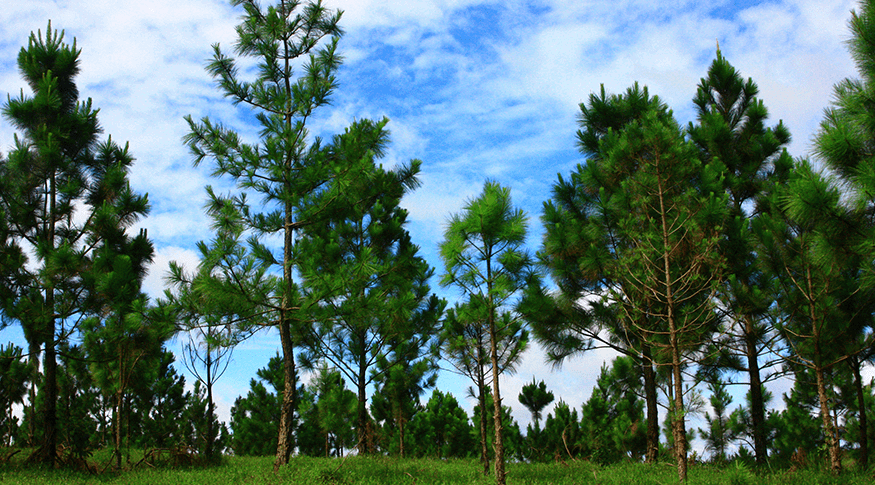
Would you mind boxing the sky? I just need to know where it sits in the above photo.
[0,0,864,454]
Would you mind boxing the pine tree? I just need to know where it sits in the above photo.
[526,84,673,464]
[440,181,534,485]
[182,0,354,468]
[229,354,284,457]
[0,23,150,465]
[814,3,875,469]
[404,390,475,459]
[566,85,726,480]
[371,336,439,457]
[137,350,190,450]
[0,344,28,447]
[294,121,443,454]
[441,299,527,473]
[81,219,165,468]
[518,378,554,428]
[754,159,873,473]
[297,363,357,457]
[698,377,734,463]
[688,50,793,467]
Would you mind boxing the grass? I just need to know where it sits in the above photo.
[3,450,875,484]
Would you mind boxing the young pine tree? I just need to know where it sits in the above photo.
[440,181,534,485]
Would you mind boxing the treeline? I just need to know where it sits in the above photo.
[3,0,875,483]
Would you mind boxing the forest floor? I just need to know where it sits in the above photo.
[2,451,875,484]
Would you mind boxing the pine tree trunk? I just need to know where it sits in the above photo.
[489,316,506,485]
[815,362,841,473]
[642,345,659,464]
[659,177,686,482]
[744,315,767,467]
[357,360,369,455]
[206,354,215,461]
[39,303,58,466]
[275,204,298,470]
[27,343,38,447]
[670,346,688,481]
[274,317,296,470]
[115,387,123,469]
[852,357,868,469]
[478,370,489,475]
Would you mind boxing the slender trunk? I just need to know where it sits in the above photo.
[815,361,841,473]
[744,314,767,467]
[274,201,298,470]
[43,172,58,466]
[115,388,122,469]
[399,417,405,458]
[670,340,687,481]
[27,343,38,447]
[488,297,506,483]
[642,345,659,464]
[851,357,868,469]
[41,300,58,466]
[274,317,296,469]
[356,355,369,455]
[806,263,840,474]
[478,367,489,475]
[205,349,214,460]
[658,175,686,481]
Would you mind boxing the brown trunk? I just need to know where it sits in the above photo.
[477,345,490,475]
[274,197,298,470]
[815,362,841,473]
[205,352,215,461]
[489,321,506,485]
[744,315,767,467]
[273,317,297,470]
[27,343,39,447]
[37,304,58,466]
[642,345,659,464]
[115,388,123,469]
[670,345,687,481]
[356,361,369,455]
[399,417,405,458]
[851,357,868,469]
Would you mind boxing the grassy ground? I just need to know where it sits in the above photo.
[3,451,875,484]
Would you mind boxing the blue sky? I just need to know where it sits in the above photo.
[0,0,863,452]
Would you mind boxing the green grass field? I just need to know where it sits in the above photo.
[3,452,875,484]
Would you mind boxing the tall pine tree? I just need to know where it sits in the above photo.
[0,23,150,465]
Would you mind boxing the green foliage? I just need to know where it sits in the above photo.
[54,344,102,458]
[135,351,191,450]
[404,390,475,459]
[699,377,734,463]
[471,387,525,463]
[579,356,646,464]
[439,181,534,482]
[0,343,28,446]
[688,49,792,467]
[294,125,444,453]
[540,400,582,461]
[766,371,825,466]
[297,363,357,457]
[229,354,282,456]
[371,337,439,457]
[183,381,229,459]
[518,378,554,427]
[0,21,151,465]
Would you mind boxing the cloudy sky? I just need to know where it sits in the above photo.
[0,0,863,448]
